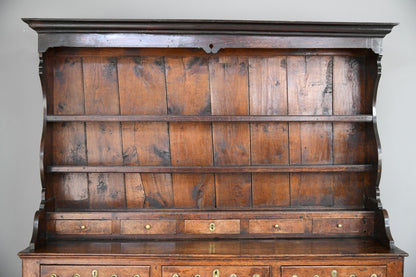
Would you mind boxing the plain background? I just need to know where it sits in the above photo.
[0,0,415,276]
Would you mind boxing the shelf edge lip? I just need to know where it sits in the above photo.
[47,164,375,173]
[18,251,409,258]
[45,115,374,123]
[22,18,398,37]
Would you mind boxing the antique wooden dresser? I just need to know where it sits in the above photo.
[20,19,407,277]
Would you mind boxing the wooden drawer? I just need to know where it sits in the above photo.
[248,219,305,234]
[41,265,149,277]
[55,220,112,235]
[163,266,269,277]
[312,218,373,235]
[121,220,177,235]
[282,265,386,277]
[184,220,240,234]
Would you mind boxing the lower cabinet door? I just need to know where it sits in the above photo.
[163,266,270,277]
[281,265,386,277]
[41,265,149,277]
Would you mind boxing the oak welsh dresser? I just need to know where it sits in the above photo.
[20,19,407,277]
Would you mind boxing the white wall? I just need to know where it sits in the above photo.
[0,0,414,276]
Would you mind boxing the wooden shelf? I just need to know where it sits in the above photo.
[19,239,407,258]
[46,114,373,123]
[47,164,375,173]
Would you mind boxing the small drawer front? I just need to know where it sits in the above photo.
[163,266,269,277]
[184,220,240,234]
[55,220,112,235]
[248,219,305,234]
[282,265,386,277]
[41,265,149,277]
[121,220,177,235]
[312,218,373,235]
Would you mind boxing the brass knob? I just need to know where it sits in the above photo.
[291,275,298,277]
[274,224,279,229]
[111,275,118,277]
[350,275,357,277]
[209,222,216,232]
[331,270,338,277]
[145,224,151,230]
[73,274,81,277]
[253,274,260,277]
[172,274,179,277]
[370,275,378,277]
[313,275,320,277]
[134,275,141,277]
[194,275,201,277]
[80,225,86,230]
[337,224,343,228]
[92,269,98,277]
[50,274,57,277]
[230,274,237,277]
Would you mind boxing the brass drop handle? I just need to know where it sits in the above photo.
[370,274,378,277]
[337,224,343,228]
[145,224,151,230]
[313,275,320,277]
[213,269,220,277]
[73,274,81,277]
[172,274,179,277]
[209,222,216,232]
[331,270,338,277]
[134,275,141,277]
[253,274,260,277]
[350,274,357,277]
[111,275,118,277]
[230,274,237,277]
[274,224,279,229]
[80,225,87,230]
[194,274,201,277]
[92,269,98,277]
[50,274,57,277]
[291,275,298,277]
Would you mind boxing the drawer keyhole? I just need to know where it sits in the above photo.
[213,269,220,277]
[209,223,216,232]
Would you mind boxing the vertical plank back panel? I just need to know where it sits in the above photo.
[118,56,173,209]
[333,56,366,115]
[249,56,290,207]
[333,56,367,164]
[333,56,367,207]
[166,56,214,208]
[83,56,125,209]
[118,56,167,115]
[166,56,211,116]
[48,49,376,212]
[210,56,249,116]
[252,173,290,207]
[288,56,334,207]
[210,56,251,208]
[52,56,88,209]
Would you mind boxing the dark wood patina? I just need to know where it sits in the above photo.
[20,19,406,277]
